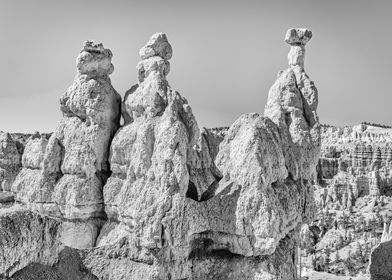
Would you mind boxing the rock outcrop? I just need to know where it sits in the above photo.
[103,32,220,229]
[369,238,392,280]
[0,207,63,278]
[99,29,319,279]
[264,28,319,181]
[0,29,320,280]
[316,124,392,209]
[11,41,121,248]
[0,132,21,192]
[12,41,121,219]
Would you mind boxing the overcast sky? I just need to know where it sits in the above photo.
[0,0,391,133]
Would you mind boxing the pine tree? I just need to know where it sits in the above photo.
[342,211,348,229]
[335,249,341,263]
[357,241,366,263]
[344,250,355,276]
[324,248,331,272]
[364,242,371,262]
[337,235,344,249]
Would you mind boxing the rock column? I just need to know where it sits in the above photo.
[12,41,121,248]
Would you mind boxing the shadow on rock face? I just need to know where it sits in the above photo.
[10,248,96,280]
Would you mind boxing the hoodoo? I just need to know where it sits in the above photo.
[100,29,320,279]
[11,41,121,248]
[0,29,320,280]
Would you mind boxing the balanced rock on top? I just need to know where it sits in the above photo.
[139,32,173,60]
[102,33,219,251]
[76,40,114,76]
[13,41,121,226]
[285,28,312,45]
[285,28,312,69]
[4,29,321,280]
[265,27,320,180]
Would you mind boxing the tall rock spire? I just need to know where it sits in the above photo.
[103,32,219,250]
[12,40,121,247]
[264,28,320,181]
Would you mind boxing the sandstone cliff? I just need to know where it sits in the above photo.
[0,29,320,280]
[316,124,392,211]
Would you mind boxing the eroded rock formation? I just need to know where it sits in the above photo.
[300,124,392,277]
[11,41,121,248]
[0,29,320,280]
[316,124,392,209]
[99,29,319,279]
[0,132,22,192]
[0,208,63,278]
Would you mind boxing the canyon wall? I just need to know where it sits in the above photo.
[0,29,320,280]
[302,124,392,277]
[316,124,392,209]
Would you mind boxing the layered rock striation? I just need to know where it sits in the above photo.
[316,124,392,209]
[0,29,320,280]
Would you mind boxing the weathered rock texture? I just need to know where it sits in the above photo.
[103,32,220,228]
[265,28,319,181]
[0,207,63,278]
[10,41,121,249]
[1,29,320,280]
[12,41,121,221]
[369,238,392,280]
[99,29,319,279]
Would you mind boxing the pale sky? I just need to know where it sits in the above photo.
[0,0,391,133]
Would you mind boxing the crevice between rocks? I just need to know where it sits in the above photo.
[186,175,222,202]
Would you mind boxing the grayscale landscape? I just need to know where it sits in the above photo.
[0,1,391,280]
